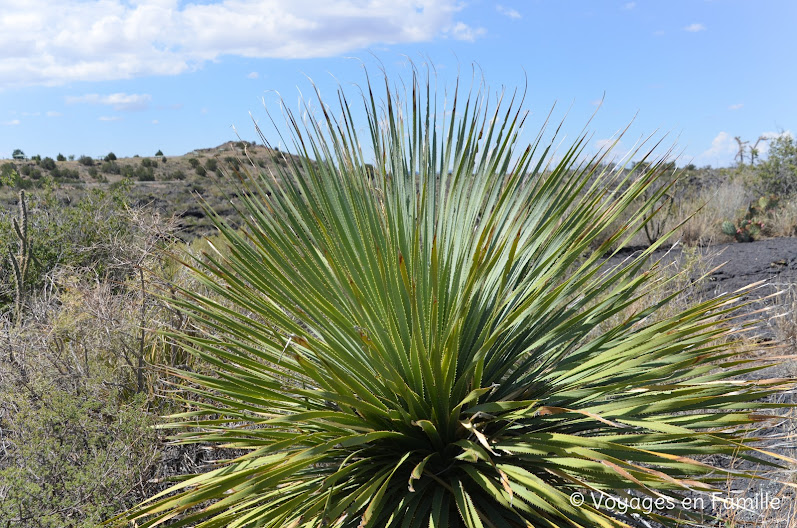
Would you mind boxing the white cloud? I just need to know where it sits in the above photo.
[695,131,736,166]
[497,5,521,19]
[98,115,123,121]
[623,2,636,9]
[3,119,20,125]
[66,93,152,111]
[728,103,743,110]
[446,22,486,42]
[0,0,470,88]
[46,111,62,117]
[684,23,706,32]
[247,71,259,79]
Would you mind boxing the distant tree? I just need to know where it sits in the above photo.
[31,154,41,164]
[78,155,94,167]
[56,153,66,162]
[68,155,75,161]
[155,149,164,157]
[40,157,56,171]
[104,152,117,162]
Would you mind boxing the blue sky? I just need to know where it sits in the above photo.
[1,0,794,167]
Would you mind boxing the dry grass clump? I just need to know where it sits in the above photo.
[769,199,797,238]
[676,180,755,247]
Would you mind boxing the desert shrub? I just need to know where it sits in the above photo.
[164,169,186,181]
[0,183,136,311]
[88,166,101,180]
[0,385,157,527]
[19,164,31,176]
[121,164,155,181]
[0,209,181,525]
[119,72,791,527]
[194,165,206,177]
[78,155,94,166]
[104,152,117,162]
[102,160,121,174]
[40,156,56,171]
[204,158,218,173]
[31,154,41,163]
[187,157,200,169]
[52,166,80,180]
[138,169,155,181]
[57,153,66,161]
[755,134,797,196]
[140,157,154,168]
[30,168,42,180]
[223,155,240,170]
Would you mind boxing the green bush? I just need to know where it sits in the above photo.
[194,165,206,177]
[204,158,218,173]
[40,156,56,171]
[187,157,200,169]
[57,153,66,161]
[101,160,121,174]
[120,73,790,527]
[52,166,80,180]
[223,155,240,170]
[755,133,797,196]
[0,390,157,527]
[78,155,94,166]
[140,157,155,168]
[121,164,154,181]
[138,169,155,181]
[0,183,135,311]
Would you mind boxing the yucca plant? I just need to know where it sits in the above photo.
[121,71,793,527]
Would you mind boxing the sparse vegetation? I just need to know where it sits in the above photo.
[77,155,94,166]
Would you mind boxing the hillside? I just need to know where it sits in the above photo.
[0,141,296,237]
